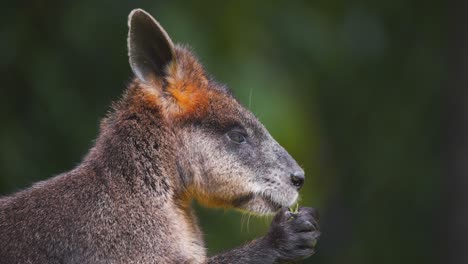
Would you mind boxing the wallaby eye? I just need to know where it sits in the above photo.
[227,131,247,144]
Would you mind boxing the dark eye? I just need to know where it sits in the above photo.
[227,131,247,144]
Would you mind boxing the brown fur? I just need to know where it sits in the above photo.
[0,9,319,264]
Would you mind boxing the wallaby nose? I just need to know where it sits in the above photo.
[290,171,305,189]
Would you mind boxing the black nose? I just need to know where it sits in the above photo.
[290,171,305,189]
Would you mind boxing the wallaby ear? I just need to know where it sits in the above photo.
[127,9,176,84]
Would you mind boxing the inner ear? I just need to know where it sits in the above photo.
[127,9,176,84]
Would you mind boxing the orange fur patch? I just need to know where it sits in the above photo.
[188,187,232,209]
[166,81,210,119]
[133,46,215,120]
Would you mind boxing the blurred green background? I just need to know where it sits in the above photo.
[2,0,464,263]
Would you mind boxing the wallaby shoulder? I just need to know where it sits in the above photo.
[0,146,205,263]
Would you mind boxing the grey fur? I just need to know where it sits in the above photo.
[0,9,319,264]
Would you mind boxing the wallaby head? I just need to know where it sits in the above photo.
[123,9,304,215]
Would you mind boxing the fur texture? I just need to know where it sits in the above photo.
[0,9,319,264]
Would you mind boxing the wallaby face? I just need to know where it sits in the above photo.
[178,95,304,214]
[128,10,304,215]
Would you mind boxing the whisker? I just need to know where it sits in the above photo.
[240,212,246,232]
[248,87,253,109]
[246,213,252,233]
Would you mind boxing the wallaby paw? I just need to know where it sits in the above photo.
[266,207,320,262]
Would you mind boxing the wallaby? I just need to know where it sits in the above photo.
[0,9,320,264]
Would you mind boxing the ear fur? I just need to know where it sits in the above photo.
[127,9,212,119]
[127,9,176,84]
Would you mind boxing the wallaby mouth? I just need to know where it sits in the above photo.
[261,195,284,211]
[232,193,255,208]
[232,192,295,214]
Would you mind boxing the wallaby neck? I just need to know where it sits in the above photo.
[83,86,194,206]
